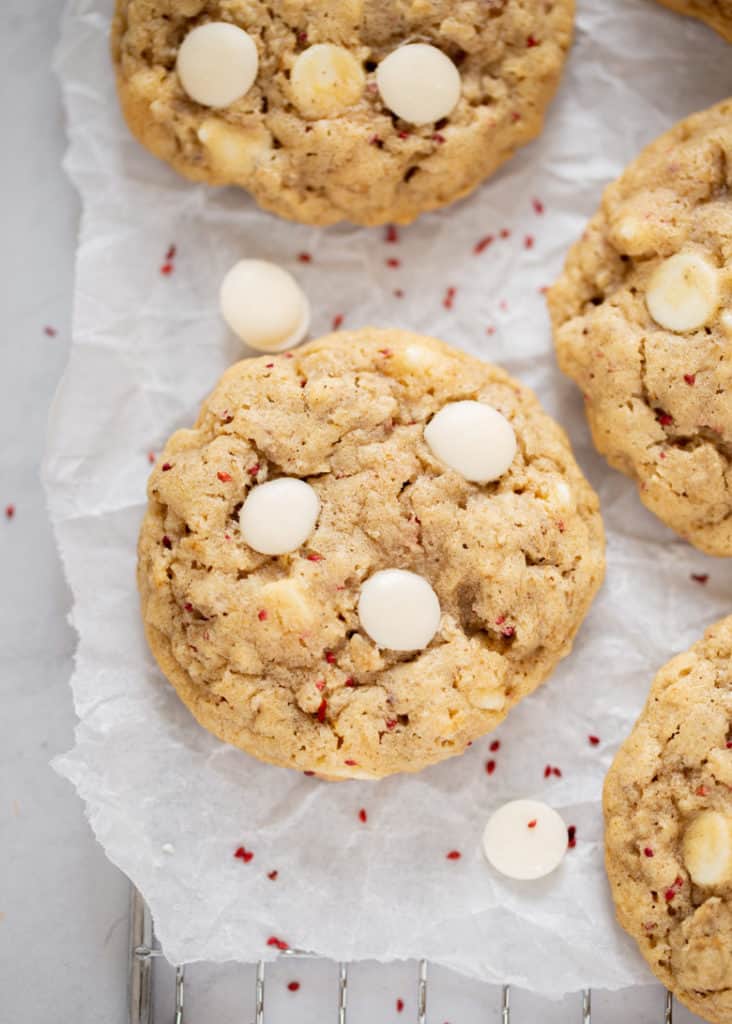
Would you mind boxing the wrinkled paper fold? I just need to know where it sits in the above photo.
[46,0,732,992]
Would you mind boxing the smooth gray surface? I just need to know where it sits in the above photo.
[0,3,709,1022]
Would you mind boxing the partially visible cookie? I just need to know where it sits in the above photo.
[138,328,604,779]
[111,0,575,226]
[548,99,732,557]
[655,0,732,42]
[604,616,732,1024]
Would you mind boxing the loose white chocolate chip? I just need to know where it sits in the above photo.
[220,259,310,353]
[358,569,440,651]
[376,44,461,126]
[177,23,258,108]
[291,44,365,118]
[482,800,568,881]
[683,811,732,887]
[239,479,320,555]
[646,251,720,333]
[424,401,517,483]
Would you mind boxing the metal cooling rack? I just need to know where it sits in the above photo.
[128,885,682,1024]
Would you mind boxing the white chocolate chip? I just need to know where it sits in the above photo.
[239,479,320,555]
[424,401,517,483]
[197,119,270,176]
[720,309,732,337]
[290,44,365,118]
[646,251,719,333]
[161,843,175,855]
[482,799,568,881]
[376,44,461,126]
[177,23,258,108]
[683,811,732,887]
[358,569,440,651]
[220,259,310,353]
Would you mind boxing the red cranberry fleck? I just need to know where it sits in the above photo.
[544,765,552,779]
[696,785,708,796]
[265,362,274,368]
[474,234,494,254]
[386,258,401,268]
[258,609,268,621]
[316,698,328,723]
[656,410,674,427]
[527,34,539,46]
[296,30,308,44]
[490,740,500,752]
[495,615,506,626]
[386,718,397,729]
[397,999,405,1013]
[161,462,173,471]
[385,225,399,243]
[589,735,600,746]
[5,504,15,520]
[344,759,358,766]
[524,234,535,250]
[568,826,577,841]
[344,678,356,688]
[307,552,324,562]
[446,850,462,860]
[432,132,446,144]
[234,846,254,863]
[683,374,696,385]
[369,135,384,148]
[288,981,301,992]
[303,771,315,776]
[552,767,562,778]
[398,130,410,139]
[527,819,537,829]
[267,936,289,950]
[162,536,172,550]
[501,625,515,638]
[358,808,368,823]
[510,112,521,123]
[316,681,325,692]
[160,262,174,276]
[217,471,232,482]
[379,348,393,358]
[325,650,336,664]
[247,463,260,476]
[332,314,344,330]
[644,847,654,858]
[485,759,496,775]
[532,198,544,215]
[297,252,312,263]
[147,451,156,464]
[268,870,279,880]
[664,888,676,902]
[443,286,457,310]
[486,326,496,335]
[499,228,511,239]
[184,602,194,612]
[394,288,405,298]
[43,325,58,337]
[691,573,709,584]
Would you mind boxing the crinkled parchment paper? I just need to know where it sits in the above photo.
[45,0,732,993]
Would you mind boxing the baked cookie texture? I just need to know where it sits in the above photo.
[604,616,732,1024]
[138,329,605,779]
[548,100,732,557]
[111,0,574,226]
[655,0,732,42]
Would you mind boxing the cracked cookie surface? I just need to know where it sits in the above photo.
[655,0,732,41]
[138,329,605,779]
[111,0,574,226]
[548,100,732,557]
[604,615,732,1024]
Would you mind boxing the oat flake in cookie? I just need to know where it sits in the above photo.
[111,0,575,226]
[548,100,732,557]
[604,616,732,1024]
[654,0,732,42]
[137,329,604,779]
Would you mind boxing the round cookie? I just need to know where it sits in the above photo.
[111,0,575,227]
[655,0,732,42]
[138,328,605,779]
[604,616,732,1024]
[548,99,732,557]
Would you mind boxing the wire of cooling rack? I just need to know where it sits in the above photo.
[128,885,676,1024]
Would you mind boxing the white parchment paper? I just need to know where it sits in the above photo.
[46,0,732,994]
